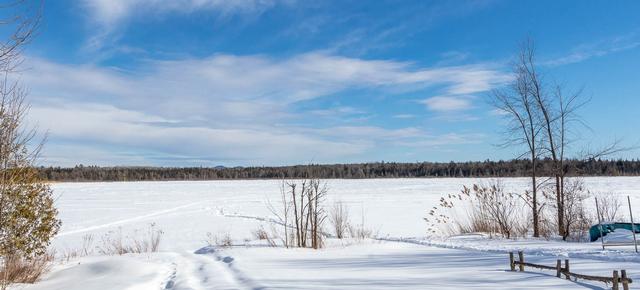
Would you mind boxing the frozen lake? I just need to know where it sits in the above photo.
[51,177,640,252]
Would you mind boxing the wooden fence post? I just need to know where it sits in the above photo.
[556,260,561,278]
[518,251,524,272]
[509,252,515,271]
[564,259,570,280]
[613,270,619,290]
[621,270,629,290]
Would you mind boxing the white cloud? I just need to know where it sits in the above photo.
[29,103,365,166]
[24,53,508,120]
[29,102,483,166]
[23,52,507,165]
[420,96,474,112]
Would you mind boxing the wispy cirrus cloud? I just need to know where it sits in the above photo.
[543,32,640,66]
[25,52,509,121]
[81,0,292,50]
[83,0,287,26]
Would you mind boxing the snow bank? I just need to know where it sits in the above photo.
[14,255,169,290]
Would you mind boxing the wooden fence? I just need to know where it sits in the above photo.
[509,251,633,290]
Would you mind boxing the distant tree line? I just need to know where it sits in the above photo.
[38,159,640,182]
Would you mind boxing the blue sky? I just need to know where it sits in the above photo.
[16,0,640,166]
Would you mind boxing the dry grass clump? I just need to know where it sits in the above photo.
[426,178,605,241]
[348,224,375,240]
[206,232,233,248]
[329,201,350,239]
[426,181,527,239]
[0,253,53,286]
[252,226,269,240]
[61,234,95,262]
[252,226,278,247]
[97,224,163,255]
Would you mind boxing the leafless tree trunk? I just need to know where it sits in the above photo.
[274,178,326,249]
[491,39,543,237]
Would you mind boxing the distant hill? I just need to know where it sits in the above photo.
[38,159,640,182]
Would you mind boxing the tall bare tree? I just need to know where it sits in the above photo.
[491,39,543,237]
[495,39,627,240]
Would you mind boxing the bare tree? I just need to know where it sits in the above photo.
[496,38,631,240]
[491,39,544,237]
[529,68,586,237]
[271,178,327,249]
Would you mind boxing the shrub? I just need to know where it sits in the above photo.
[562,179,594,241]
[0,80,61,290]
[0,2,60,288]
[329,201,350,239]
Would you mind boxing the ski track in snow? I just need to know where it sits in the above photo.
[191,246,265,290]
[158,249,248,290]
[58,202,201,237]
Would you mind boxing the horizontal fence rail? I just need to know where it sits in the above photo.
[509,251,632,290]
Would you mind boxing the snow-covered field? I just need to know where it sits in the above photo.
[14,177,640,289]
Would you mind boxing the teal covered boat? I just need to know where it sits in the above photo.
[589,223,640,242]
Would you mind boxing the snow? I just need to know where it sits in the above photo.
[18,255,170,290]
[597,229,639,245]
[222,242,588,289]
[11,177,640,289]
